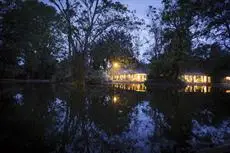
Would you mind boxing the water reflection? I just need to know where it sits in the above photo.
[14,93,24,105]
[112,95,119,104]
[112,83,146,92]
[192,119,230,145]
[0,84,230,153]
[185,85,212,93]
[113,101,155,152]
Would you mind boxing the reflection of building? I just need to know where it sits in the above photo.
[113,83,147,92]
[112,95,119,103]
[181,74,211,84]
[111,73,147,83]
[224,76,230,83]
[184,85,211,93]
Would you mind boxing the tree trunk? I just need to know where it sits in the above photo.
[72,52,85,86]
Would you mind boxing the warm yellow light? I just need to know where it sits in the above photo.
[203,86,207,93]
[182,74,211,84]
[204,76,207,82]
[208,77,211,83]
[226,90,230,93]
[112,83,146,92]
[137,75,141,81]
[225,76,230,81]
[113,62,120,68]
[184,85,211,93]
[113,96,119,103]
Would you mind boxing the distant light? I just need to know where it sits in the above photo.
[182,74,211,84]
[113,62,120,68]
[225,76,230,81]
[184,85,211,93]
[226,90,230,93]
[113,96,119,103]
[112,83,146,92]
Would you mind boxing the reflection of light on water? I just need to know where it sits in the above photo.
[47,98,67,133]
[109,101,155,152]
[14,93,24,105]
[112,83,146,92]
[101,101,168,152]
[192,119,230,144]
[126,101,155,151]
[113,96,119,104]
[185,85,211,93]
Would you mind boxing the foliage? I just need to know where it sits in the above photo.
[147,0,230,81]
[145,6,163,60]
[147,0,193,80]
[190,0,230,49]
[90,29,138,70]
[49,0,142,81]
[0,0,65,79]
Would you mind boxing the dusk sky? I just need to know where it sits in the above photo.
[43,0,163,61]
[119,0,162,20]
[118,0,162,61]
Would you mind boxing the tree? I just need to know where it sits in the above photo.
[147,0,194,80]
[90,29,138,70]
[49,0,142,82]
[0,0,64,79]
[0,0,23,78]
[190,0,230,50]
[146,6,163,60]
[147,0,229,81]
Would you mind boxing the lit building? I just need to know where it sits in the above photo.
[181,73,211,84]
[111,73,147,83]
[224,76,230,82]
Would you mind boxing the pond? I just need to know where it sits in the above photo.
[0,83,230,153]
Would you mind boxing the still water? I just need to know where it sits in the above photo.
[0,83,230,153]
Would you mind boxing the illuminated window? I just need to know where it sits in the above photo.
[137,75,141,81]
[204,76,207,82]
[182,74,211,84]
[208,77,211,83]
[225,76,230,81]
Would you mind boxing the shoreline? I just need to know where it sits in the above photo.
[0,79,52,83]
[0,79,229,88]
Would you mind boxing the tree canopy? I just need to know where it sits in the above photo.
[0,0,65,79]
[147,0,230,80]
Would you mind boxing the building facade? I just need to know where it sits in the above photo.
[111,73,147,83]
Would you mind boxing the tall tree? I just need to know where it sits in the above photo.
[147,0,194,79]
[49,0,141,82]
[190,0,230,50]
[147,0,229,81]
[146,6,163,60]
[0,0,64,79]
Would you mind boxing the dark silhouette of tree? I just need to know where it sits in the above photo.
[147,0,230,81]
[49,0,142,82]
[90,29,138,70]
[0,0,64,79]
